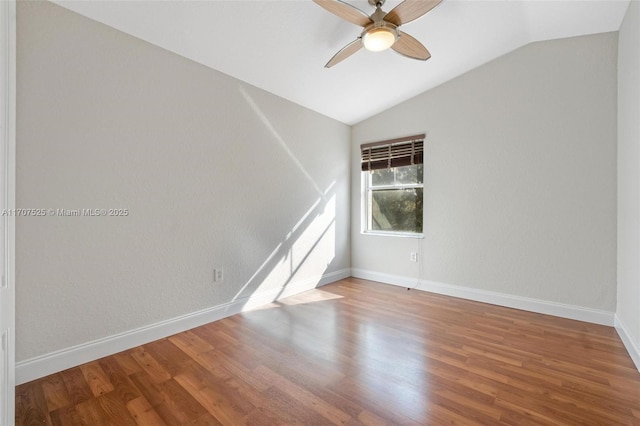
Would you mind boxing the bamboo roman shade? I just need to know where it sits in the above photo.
[360,134,425,172]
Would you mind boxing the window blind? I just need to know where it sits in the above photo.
[360,134,425,172]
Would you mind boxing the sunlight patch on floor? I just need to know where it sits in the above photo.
[247,289,343,311]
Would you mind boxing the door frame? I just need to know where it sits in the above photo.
[1,0,16,423]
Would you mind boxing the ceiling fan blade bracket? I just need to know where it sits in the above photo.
[371,5,387,23]
[363,21,397,32]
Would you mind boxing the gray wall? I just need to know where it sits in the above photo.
[16,1,350,361]
[617,0,640,354]
[351,33,618,312]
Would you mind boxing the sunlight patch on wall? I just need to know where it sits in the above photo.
[234,83,339,310]
[237,190,337,310]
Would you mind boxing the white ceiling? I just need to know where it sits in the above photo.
[53,0,630,125]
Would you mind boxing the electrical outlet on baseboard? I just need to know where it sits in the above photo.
[410,252,418,262]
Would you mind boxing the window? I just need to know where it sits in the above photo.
[362,134,424,236]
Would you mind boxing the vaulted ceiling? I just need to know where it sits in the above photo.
[54,0,630,124]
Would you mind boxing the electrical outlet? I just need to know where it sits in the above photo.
[213,268,223,282]
[410,252,418,262]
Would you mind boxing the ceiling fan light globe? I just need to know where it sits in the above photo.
[362,27,396,52]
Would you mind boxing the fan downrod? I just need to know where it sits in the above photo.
[368,0,386,6]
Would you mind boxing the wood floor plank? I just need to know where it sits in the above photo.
[197,347,271,393]
[326,376,422,425]
[252,364,352,425]
[15,380,52,426]
[79,361,115,398]
[59,367,93,407]
[129,347,172,384]
[126,396,167,426]
[241,405,288,426]
[257,386,336,425]
[74,397,117,426]
[16,278,640,425]
[356,409,397,426]
[142,338,193,377]
[128,373,169,409]
[113,352,143,376]
[49,406,82,426]
[129,373,208,425]
[168,330,215,358]
[97,357,141,405]
[95,391,138,426]
[40,373,72,412]
[426,402,487,426]
[189,411,224,425]
[174,371,249,425]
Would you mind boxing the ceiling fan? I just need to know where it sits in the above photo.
[313,0,443,68]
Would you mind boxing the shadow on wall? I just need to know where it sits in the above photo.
[233,87,338,310]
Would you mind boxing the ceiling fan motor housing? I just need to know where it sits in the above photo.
[361,21,398,51]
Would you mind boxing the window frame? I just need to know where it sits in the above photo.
[360,134,425,238]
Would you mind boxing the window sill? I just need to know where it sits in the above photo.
[362,230,424,239]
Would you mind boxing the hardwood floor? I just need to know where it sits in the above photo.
[16,278,640,425]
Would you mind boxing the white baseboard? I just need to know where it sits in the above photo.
[15,268,350,385]
[614,314,640,372]
[351,269,615,326]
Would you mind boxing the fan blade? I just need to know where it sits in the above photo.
[313,0,372,27]
[392,31,431,60]
[384,0,443,26]
[325,39,363,68]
